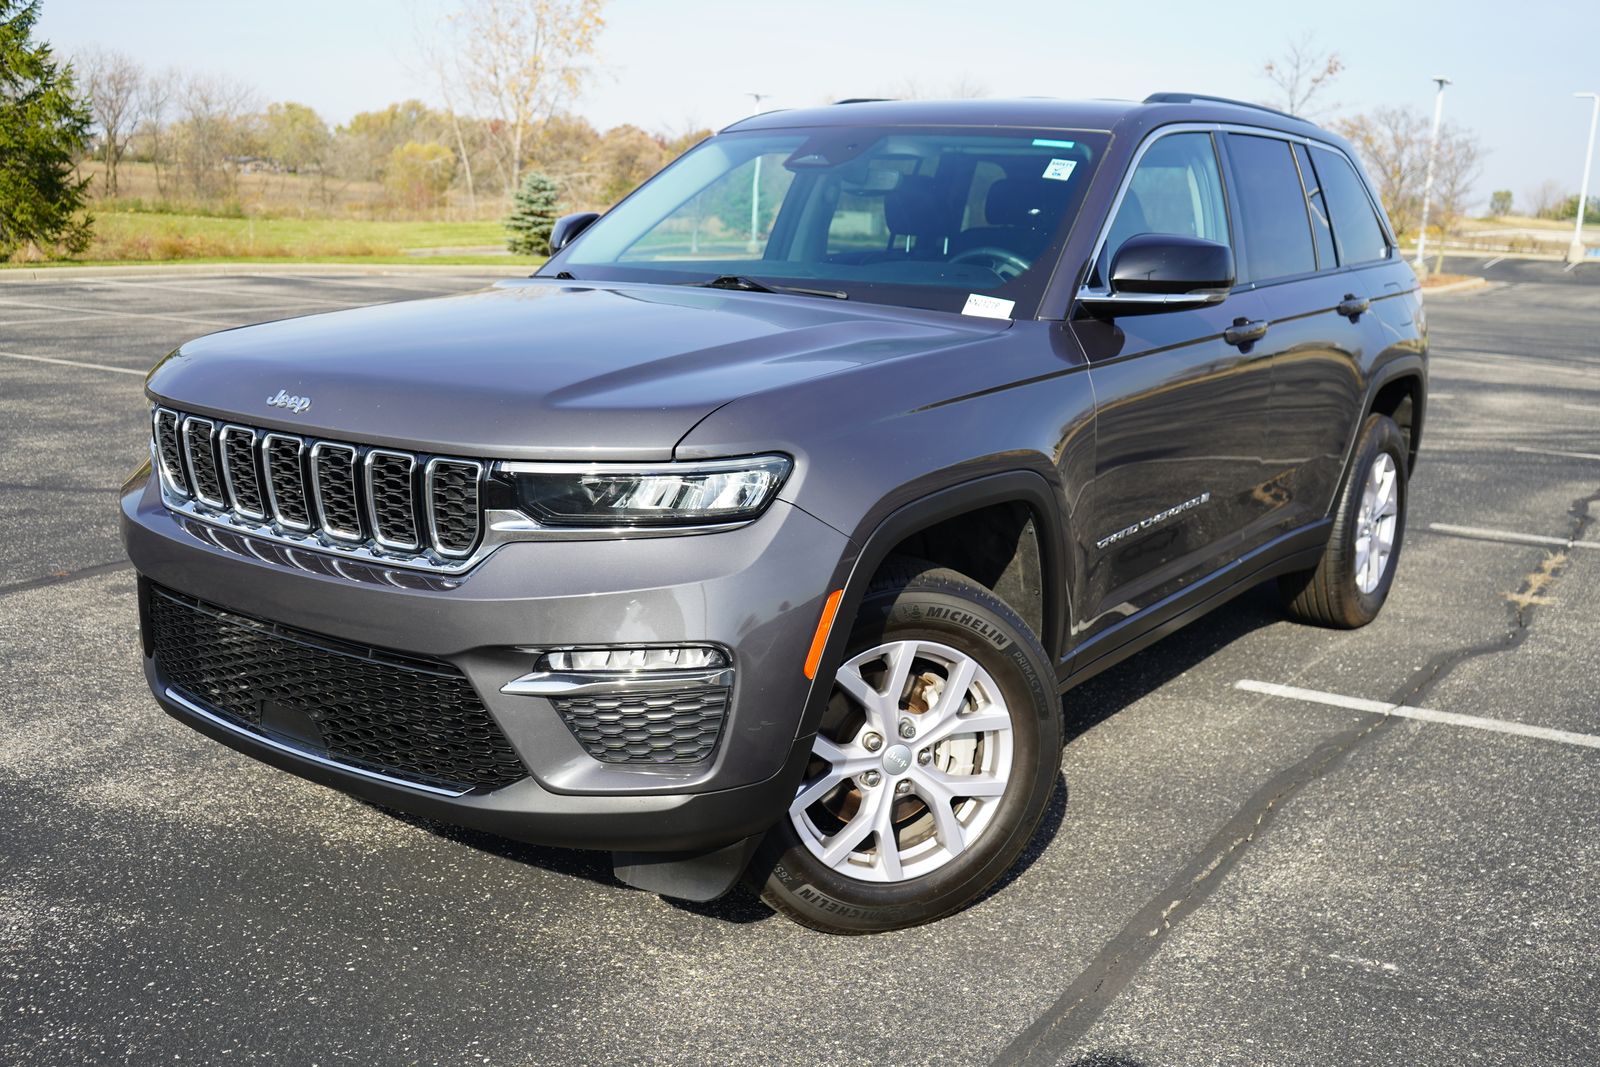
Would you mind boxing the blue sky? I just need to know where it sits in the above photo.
[38,0,1599,210]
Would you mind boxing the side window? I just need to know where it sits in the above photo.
[1099,132,1229,281]
[1311,147,1390,265]
[1226,134,1317,282]
[1293,143,1337,269]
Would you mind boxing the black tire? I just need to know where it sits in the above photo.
[1279,413,1408,628]
[753,558,1062,934]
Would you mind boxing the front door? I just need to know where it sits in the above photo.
[1069,131,1279,645]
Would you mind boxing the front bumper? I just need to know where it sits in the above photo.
[121,468,852,852]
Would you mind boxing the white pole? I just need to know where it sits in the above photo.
[1414,75,1451,272]
[746,92,769,253]
[1569,92,1599,265]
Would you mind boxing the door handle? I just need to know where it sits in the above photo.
[1224,317,1269,347]
[1337,293,1371,318]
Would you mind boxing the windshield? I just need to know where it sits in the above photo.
[546,125,1108,316]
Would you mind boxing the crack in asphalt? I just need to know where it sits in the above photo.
[994,479,1599,1066]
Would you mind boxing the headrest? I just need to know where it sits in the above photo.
[985,177,1067,227]
[884,174,946,236]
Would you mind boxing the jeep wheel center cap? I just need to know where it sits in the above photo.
[882,744,913,775]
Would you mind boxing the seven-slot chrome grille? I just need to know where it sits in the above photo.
[152,406,483,571]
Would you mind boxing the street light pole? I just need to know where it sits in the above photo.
[1414,75,1451,273]
[1568,91,1599,265]
[746,92,770,253]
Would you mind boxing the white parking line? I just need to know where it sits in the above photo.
[1428,392,1458,399]
[0,297,236,328]
[1563,403,1600,415]
[1426,522,1600,550]
[82,277,372,308]
[1514,445,1600,462]
[1480,256,1505,269]
[1236,680,1600,751]
[0,349,144,376]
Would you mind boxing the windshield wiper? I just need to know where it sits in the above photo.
[696,275,848,300]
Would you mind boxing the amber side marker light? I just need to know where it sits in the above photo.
[803,589,845,679]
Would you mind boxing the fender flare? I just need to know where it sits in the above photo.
[1328,353,1428,513]
[791,469,1071,747]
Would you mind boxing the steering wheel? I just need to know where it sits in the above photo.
[948,246,1031,281]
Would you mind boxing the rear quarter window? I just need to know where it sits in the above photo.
[1311,147,1391,266]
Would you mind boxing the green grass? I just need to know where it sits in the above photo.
[3,211,530,266]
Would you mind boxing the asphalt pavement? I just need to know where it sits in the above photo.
[0,264,1596,1066]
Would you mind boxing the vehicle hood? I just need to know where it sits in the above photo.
[146,278,1007,460]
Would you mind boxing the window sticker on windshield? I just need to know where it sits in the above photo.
[1032,138,1076,149]
[1042,158,1078,182]
[962,294,1015,320]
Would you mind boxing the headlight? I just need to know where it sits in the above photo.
[501,455,791,527]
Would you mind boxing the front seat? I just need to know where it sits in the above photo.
[954,177,1073,262]
[883,174,952,258]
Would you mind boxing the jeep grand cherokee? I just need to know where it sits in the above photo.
[121,94,1425,933]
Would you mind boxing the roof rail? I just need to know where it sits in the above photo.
[1142,92,1301,122]
[833,97,894,105]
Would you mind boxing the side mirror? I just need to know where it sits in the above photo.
[549,211,601,253]
[1081,234,1234,312]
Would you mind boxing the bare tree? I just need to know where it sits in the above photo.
[170,73,259,199]
[1429,126,1484,270]
[138,67,177,196]
[433,0,606,199]
[1335,106,1430,235]
[1526,178,1567,218]
[79,48,144,195]
[1261,33,1344,117]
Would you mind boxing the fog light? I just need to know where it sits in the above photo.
[538,646,728,672]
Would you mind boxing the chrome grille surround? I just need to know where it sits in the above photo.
[310,441,363,542]
[365,449,420,551]
[181,416,225,507]
[261,432,313,531]
[150,406,485,574]
[424,458,484,558]
[218,424,267,520]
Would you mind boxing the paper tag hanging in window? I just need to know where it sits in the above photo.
[962,294,1015,319]
[1042,158,1078,182]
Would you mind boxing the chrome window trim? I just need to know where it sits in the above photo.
[180,416,225,508]
[1075,121,1378,304]
[163,687,471,798]
[217,424,267,520]
[423,457,484,559]
[364,448,421,552]
[309,441,364,543]
[260,432,313,532]
[151,407,189,498]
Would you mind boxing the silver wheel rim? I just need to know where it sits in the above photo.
[1355,452,1399,594]
[789,639,1014,883]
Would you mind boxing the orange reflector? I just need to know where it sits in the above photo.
[803,589,845,679]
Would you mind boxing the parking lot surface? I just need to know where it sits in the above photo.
[1,265,1596,1065]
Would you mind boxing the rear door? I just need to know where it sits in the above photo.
[1219,132,1370,532]
[1072,130,1277,643]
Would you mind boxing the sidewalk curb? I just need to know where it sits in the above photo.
[0,262,537,283]
[1420,276,1490,296]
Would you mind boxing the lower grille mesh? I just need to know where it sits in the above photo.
[149,585,527,792]
[554,688,729,764]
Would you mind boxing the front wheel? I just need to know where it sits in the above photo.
[754,560,1062,933]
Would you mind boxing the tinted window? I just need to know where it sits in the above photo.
[1293,143,1336,269]
[1227,134,1316,281]
[1098,132,1229,282]
[1312,147,1390,265]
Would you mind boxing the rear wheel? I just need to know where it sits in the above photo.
[1280,413,1408,628]
[755,560,1061,933]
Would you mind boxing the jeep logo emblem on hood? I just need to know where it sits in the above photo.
[267,388,312,415]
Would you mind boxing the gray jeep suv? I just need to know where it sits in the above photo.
[121,94,1426,932]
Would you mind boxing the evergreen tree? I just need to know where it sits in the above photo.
[505,171,560,256]
[0,0,92,259]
